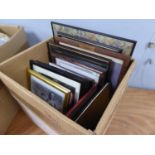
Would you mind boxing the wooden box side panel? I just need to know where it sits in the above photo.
[0,72,92,135]
[95,60,136,134]
[0,81,19,134]
[0,40,49,88]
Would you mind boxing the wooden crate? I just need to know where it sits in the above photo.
[0,38,136,135]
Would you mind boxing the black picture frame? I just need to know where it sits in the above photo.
[51,21,137,56]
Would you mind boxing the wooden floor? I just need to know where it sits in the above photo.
[106,88,155,135]
[6,87,155,135]
[6,110,45,135]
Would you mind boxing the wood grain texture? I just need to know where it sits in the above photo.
[6,109,45,135]
[106,88,155,135]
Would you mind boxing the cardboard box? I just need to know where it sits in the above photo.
[0,81,19,134]
[0,25,28,134]
[0,38,136,135]
[0,25,28,63]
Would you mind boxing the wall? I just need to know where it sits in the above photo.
[0,19,155,90]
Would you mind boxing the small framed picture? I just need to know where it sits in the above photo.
[28,69,71,113]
